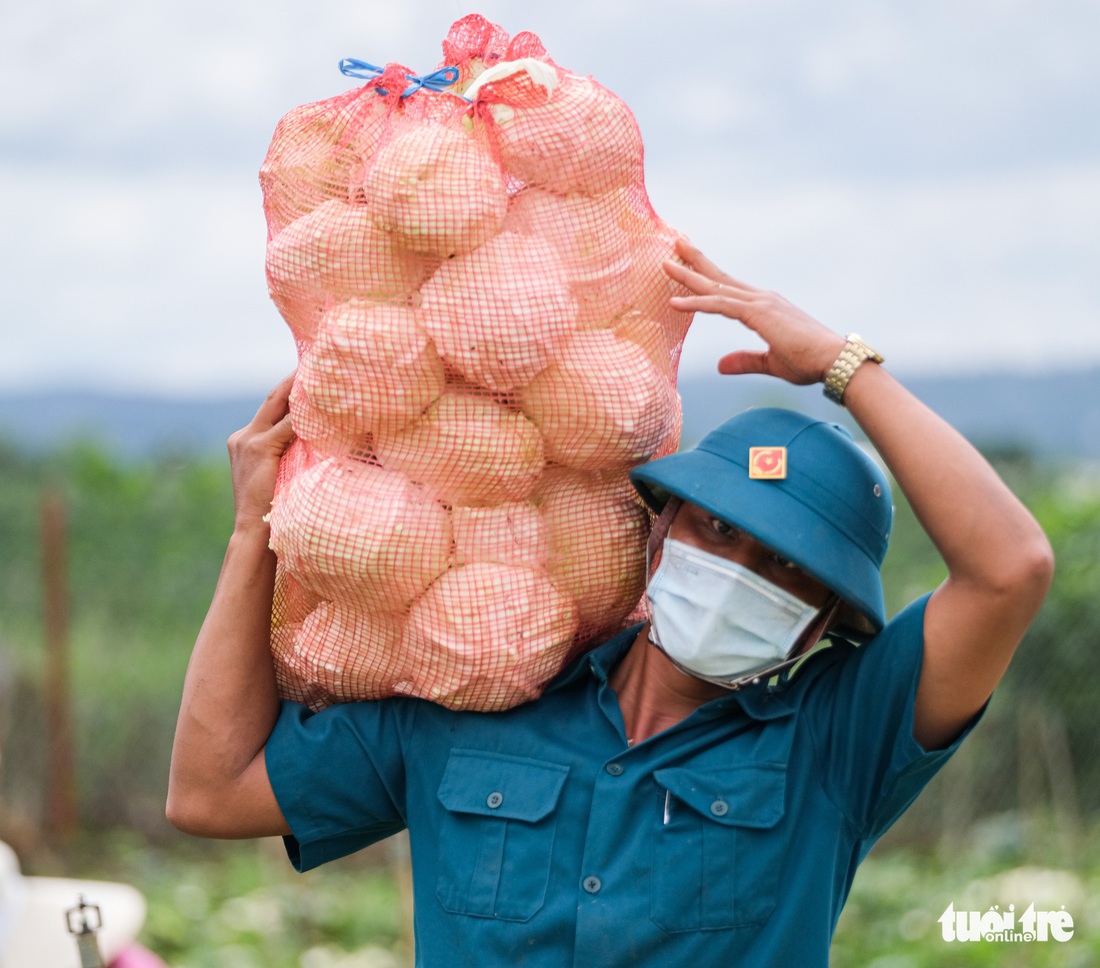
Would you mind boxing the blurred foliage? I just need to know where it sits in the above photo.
[1,438,1099,961]
[1001,473,1100,805]
[0,440,234,635]
[57,833,408,968]
[57,820,1100,966]
[2,440,1100,835]
[832,810,1100,966]
[0,440,234,834]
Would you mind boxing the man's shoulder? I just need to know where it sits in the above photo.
[542,622,643,693]
[782,594,931,695]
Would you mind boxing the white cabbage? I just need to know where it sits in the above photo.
[361,123,508,258]
[266,199,434,341]
[288,360,369,455]
[271,558,323,629]
[268,457,452,609]
[505,187,642,327]
[486,70,643,194]
[260,94,390,238]
[419,232,577,391]
[538,469,650,635]
[521,330,680,471]
[374,392,545,506]
[612,312,680,378]
[462,57,560,103]
[296,300,447,438]
[452,502,549,568]
[288,601,406,703]
[270,622,332,711]
[401,562,578,710]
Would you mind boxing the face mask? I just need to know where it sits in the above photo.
[646,538,821,686]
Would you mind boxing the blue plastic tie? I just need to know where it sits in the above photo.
[339,59,461,98]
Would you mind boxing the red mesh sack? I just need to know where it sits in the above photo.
[262,15,695,712]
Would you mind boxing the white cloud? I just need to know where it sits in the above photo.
[0,164,292,394]
[668,162,1100,375]
[1,0,1098,396]
[801,6,909,98]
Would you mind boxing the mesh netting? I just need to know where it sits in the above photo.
[262,14,694,712]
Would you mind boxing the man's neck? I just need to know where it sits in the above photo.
[608,624,729,746]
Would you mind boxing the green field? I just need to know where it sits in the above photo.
[1,438,1098,964]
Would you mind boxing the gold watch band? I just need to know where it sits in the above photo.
[823,334,884,406]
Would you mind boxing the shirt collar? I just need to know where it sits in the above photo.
[544,624,641,692]
[545,623,797,722]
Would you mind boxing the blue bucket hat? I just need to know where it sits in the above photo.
[630,407,893,638]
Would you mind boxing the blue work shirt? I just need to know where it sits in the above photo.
[267,594,975,966]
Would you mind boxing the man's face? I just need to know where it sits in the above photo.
[667,501,831,608]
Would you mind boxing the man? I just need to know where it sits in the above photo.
[167,240,1053,965]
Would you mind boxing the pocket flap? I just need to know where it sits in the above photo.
[437,749,569,822]
[653,764,786,828]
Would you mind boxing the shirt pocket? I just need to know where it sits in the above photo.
[435,749,570,922]
[650,764,788,932]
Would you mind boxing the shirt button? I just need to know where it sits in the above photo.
[582,876,602,894]
[486,791,503,809]
[605,763,624,776]
[710,799,729,817]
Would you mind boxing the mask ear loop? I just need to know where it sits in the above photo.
[789,594,843,661]
[643,496,682,624]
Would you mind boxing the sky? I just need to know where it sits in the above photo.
[2,0,1098,397]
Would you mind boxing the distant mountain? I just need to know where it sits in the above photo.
[1,366,1097,462]
[0,391,260,460]
[677,366,1100,460]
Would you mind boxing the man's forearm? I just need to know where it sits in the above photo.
[167,522,282,831]
[842,359,1053,747]
[843,360,1051,596]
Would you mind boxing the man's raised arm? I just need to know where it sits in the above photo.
[664,240,1054,750]
[166,375,296,838]
[840,362,1053,748]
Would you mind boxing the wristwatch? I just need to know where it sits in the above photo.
[823,334,884,406]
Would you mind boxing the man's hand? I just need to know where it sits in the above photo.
[228,372,296,532]
[664,238,845,386]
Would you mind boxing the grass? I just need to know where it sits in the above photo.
[831,813,1100,967]
[62,833,410,968]
[42,814,1096,967]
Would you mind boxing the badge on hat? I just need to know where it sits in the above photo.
[748,446,787,480]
